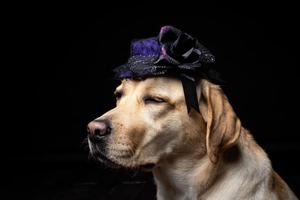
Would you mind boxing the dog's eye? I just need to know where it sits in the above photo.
[114,91,123,100]
[143,96,166,104]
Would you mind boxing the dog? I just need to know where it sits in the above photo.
[87,77,298,200]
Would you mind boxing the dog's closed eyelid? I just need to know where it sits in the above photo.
[143,95,168,104]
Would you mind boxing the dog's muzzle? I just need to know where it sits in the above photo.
[86,119,119,166]
[86,119,157,170]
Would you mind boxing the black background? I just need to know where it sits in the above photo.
[5,3,300,199]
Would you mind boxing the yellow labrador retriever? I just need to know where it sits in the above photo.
[87,77,298,200]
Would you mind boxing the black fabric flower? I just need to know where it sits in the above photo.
[113,26,217,113]
[155,26,215,70]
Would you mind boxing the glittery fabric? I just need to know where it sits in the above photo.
[131,37,161,57]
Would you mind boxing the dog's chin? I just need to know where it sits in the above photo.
[91,153,156,170]
[90,151,156,171]
[89,151,124,169]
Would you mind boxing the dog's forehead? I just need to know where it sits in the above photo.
[118,77,183,96]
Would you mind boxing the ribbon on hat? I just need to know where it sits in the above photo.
[180,73,200,113]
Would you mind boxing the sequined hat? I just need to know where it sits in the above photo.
[114,26,216,113]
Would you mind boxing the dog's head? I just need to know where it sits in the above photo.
[87,77,241,169]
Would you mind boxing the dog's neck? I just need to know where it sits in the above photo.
[152,129,272,200]
[153,152,214,200]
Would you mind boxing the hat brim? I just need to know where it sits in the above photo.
[114,56,173,79]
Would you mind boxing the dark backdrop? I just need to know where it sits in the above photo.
[5,4,299,199]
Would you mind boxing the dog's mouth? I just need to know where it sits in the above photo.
[87,138,122,168]
[86,138,157,170]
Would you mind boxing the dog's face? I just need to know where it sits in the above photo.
[87,77,207,169]
[87,77,241,169]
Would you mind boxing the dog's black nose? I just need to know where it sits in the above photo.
[87,119,111,138]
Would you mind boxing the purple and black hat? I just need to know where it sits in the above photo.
[114,26,216,113]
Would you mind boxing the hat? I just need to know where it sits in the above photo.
[114,26,216,113]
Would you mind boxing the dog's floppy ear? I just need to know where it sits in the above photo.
[199,80,242,163]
